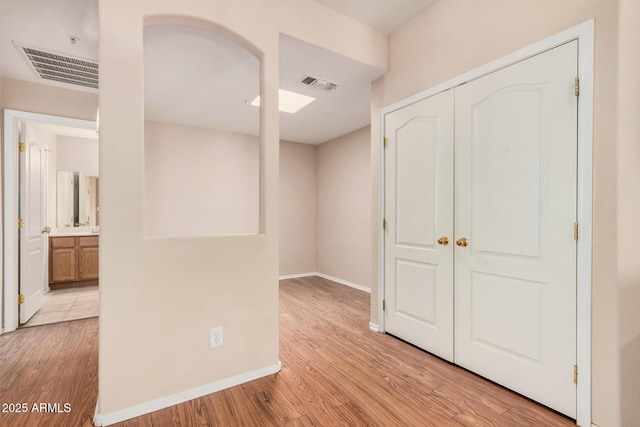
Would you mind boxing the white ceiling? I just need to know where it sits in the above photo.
[0,0,432,144]
[0,0,99,92]
[278,35,384,143]
[143,24,261,138]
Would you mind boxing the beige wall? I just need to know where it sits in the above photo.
[145,121,318,272]
[98,0,386,418]
[317,126,372,289]
[371,0,631,425]
[56,135,99,175]
[140,116,367,278]
[617,0,640,425]
[277,0,388,70]
[281,132,373,284]
[1,77,98,121]
[99,5,275,415]
[144,121,259,237]
[279,140,316,276]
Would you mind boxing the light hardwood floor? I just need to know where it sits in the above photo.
[0,276,575,426]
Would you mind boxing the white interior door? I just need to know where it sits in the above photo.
[384,90,454,361]
[19,123,49,324]
[454,41,578,417]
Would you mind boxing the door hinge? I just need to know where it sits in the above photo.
[18,142,25,152]
[382,299,386,311]
[382,218,387,230]
[574,77,580,97]
[18,218,24,229]
[18,294,25,304]
[574,222,578,241]
[573,365,578,384]
[383,137,387,148]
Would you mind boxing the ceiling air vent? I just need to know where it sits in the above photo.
[299,75,338,91]
[15,43,98,90]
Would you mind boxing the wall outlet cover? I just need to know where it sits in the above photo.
[210,326,223,349]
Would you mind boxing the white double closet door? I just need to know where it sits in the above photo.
[384,41,578,418]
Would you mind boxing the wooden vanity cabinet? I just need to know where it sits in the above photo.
[50,237,76,283]
[50,236,99,287]
[78,236,99,280]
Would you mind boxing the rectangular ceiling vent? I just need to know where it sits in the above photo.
[300,75,338,91]
[15,43,98,90]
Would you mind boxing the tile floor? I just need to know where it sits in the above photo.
[20,285,99,328]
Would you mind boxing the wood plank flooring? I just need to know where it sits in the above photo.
[0,317,98,426]
[0,276,575,426]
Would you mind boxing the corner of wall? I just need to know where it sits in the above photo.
[617,0,640,425]
[316,127,372,289]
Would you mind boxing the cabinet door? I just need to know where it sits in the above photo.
[50,247,77,282]
[78,246,99,280]
[78,236,99,247]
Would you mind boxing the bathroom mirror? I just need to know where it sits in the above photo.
[57,171,99,228]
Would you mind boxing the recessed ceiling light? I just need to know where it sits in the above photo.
[251,89,315,114]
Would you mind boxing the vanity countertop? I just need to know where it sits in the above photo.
[50,232,100,237]
[50,227,100,237]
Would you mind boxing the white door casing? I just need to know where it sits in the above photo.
[3,110,96,334]
[379,21,593,426]
[384,89,454,362]
[454,40,578,417]
[19,123,49,324]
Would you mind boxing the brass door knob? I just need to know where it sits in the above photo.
[456,237,468,247]
[42,226,51,234]
[437,237,449,245]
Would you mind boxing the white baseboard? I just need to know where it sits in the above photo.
[279,272,371,294]
[93,398,103,426]
[278,273,315,280]
[369,322,380,332]
[93,362,281,426]
[313,273,371,293]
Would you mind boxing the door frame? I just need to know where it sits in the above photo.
[2,109,97,334]
[377,20,594,426]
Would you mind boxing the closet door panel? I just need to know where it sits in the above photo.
[454,40,578,418]
[472,89,542,258]
[384,89,454,362]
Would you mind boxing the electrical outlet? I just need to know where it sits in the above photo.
[210,326,223,349]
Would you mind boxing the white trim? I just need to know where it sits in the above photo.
[368,322,380,332]
[278,272,316,280]
[93,399,101,426]
[93,362,281,426]
[279,272,372,293]
[377,20,593,426]
[575,22,594,427]
[378,98,386,333]
[380,20,594,117]
[313,273,371,293]
[2,110,97,334]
